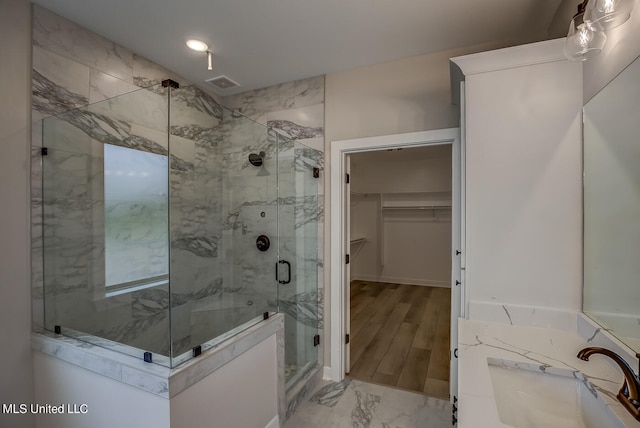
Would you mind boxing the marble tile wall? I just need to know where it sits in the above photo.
[36,90,175,355]
[31,4,325,375]
[223,76,326,381]
[31,4,227,359]
[219,110,279,320]
[223,75,325,153]
[167,85,225,356]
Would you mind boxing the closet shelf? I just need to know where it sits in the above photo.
[380,191,451,210]
[381,205,451,211]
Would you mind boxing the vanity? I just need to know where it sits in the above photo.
[451,25,640,428]
[458,318,638,427]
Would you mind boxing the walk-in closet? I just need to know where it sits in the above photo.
[347,144,453,398]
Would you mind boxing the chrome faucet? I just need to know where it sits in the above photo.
[577,347,640,421]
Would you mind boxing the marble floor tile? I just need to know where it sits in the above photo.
[284,379,452,428]
[308,378,351,408]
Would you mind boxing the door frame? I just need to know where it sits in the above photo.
[329,128,463,397]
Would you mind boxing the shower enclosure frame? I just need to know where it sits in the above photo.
[35,79,321,384]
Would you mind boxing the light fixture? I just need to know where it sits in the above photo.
[186,39,214,71]
[584,0,635,30]
[564,0,607,62]
[186,39,208,52]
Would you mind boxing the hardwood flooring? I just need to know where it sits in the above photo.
[347,280,451,399]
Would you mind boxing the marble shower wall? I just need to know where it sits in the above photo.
[31,4,227,359]
[223,76,324,154]
[39,86,172,356]
[31,4,325,372]
[218,112,279,324]
[224,77,326,374]
[180,108,281,355]
[166,85,226,356]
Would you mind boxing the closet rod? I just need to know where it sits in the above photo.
[381,206,451,210]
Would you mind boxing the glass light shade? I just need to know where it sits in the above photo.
[564,13,607,61]
[584,0,635,30]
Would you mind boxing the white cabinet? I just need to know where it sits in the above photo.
[450,38,583,317]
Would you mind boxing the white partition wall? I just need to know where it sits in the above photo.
[451,39,583,322]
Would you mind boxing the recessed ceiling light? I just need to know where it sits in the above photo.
[186,39,208,52]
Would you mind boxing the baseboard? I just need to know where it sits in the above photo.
[351,275,450,287]
[265,415,280,428]
[323,365,334,381]
[351,274,379,282]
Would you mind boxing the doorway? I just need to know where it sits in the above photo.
[347,145,452,398]
[329,128,463,402]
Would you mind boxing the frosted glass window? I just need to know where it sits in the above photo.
[104,144,168,288]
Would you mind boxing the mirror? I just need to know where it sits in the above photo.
[583,53,640,352]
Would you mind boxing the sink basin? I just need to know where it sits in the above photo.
[487,358,625,428]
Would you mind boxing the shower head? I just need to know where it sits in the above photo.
[248,151,265,167]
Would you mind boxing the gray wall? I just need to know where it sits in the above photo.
[321,40,509,366]
[0,0,35,427]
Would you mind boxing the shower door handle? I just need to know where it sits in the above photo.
[276,260,291,284]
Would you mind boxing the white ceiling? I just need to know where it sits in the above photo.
[32,0,570,96]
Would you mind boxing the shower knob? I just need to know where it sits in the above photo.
[256,235,270,252]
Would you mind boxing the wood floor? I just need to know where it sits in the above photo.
[347,280,451,399]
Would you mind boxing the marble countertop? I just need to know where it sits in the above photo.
[458,318,640,427]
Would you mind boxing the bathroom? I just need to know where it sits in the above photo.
[2,0,640,427]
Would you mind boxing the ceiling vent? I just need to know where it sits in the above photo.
[205,75,240,90]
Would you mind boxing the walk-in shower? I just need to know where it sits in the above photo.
[36,79,321,386]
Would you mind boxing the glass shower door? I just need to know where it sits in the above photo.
[167,96,279,365]
[277,133,321,386]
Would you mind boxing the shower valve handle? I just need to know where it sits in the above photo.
[256,235,271,251]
